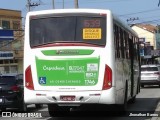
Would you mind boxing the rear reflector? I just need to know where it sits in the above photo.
[154,72,160,75]
[25,65,34,90]
[102,65,112,90]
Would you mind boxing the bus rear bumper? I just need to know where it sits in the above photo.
[24,87,116,105]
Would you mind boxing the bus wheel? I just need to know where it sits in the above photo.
[119,82,128,113]
[48,104,70,117]
[35,104,43,109]
[129,96,136,104]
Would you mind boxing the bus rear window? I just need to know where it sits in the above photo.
[30,15,106,47]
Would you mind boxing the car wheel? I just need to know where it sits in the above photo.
[1,107,6,111]
[141,85,144,88]
[35,104,43,109]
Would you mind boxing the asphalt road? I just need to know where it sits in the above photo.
[1,85,160,120]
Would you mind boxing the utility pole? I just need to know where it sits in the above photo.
[52,0,55,9]
[26,0,41,12]
[27,0,31,12]
[74,0,79,8]
[63,0,64,9]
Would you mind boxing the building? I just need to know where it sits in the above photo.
[0,9,23,74]
[131,24,157,48]
[131,24,158,64]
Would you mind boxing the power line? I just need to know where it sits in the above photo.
[126,17,139,22]
[119,8,160,17]
[129,18,160,25]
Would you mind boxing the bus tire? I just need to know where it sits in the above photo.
[137,77,141,93]
[129,96,136,104]
[35,104,43,109]
[48,105,53,117]
[48,104,70,117]
[119,82,128,113]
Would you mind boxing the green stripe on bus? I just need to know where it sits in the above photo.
[41,49,94,56]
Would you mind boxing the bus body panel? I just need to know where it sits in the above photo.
[24,87,117,105]
[25,47,110,91]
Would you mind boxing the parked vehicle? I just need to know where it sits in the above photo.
[141,64,160,87]
[0,74,43,111]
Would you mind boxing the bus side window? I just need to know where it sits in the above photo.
[123,29,127,59]
[114,24,120,59]
[133,37,138,61]
[120,28,125,59]
[125,33,130,59]
[118,27,121,58]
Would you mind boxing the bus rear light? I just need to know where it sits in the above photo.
[102,65,112,90]
[25,65,34,90]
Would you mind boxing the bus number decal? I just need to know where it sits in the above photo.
[85,80,95,85]
[84,20,101,27]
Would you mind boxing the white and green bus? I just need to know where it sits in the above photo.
[24,9,141,116]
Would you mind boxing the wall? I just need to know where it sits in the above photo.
[132,26,156,49]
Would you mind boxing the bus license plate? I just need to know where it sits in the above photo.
[60,96,75,101]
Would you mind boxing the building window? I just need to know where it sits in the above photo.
[2,20,10,29]
[0,20,2,28]
[0,40,12,50]
[0,67,4,74]
[13,21,20,30]
[4,66,9,73]
[0,60,3,64]
[10,65,18,73]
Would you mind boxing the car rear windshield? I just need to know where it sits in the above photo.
[30,13,106,47]
[141,67,159,71]
[0,76,16,85]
